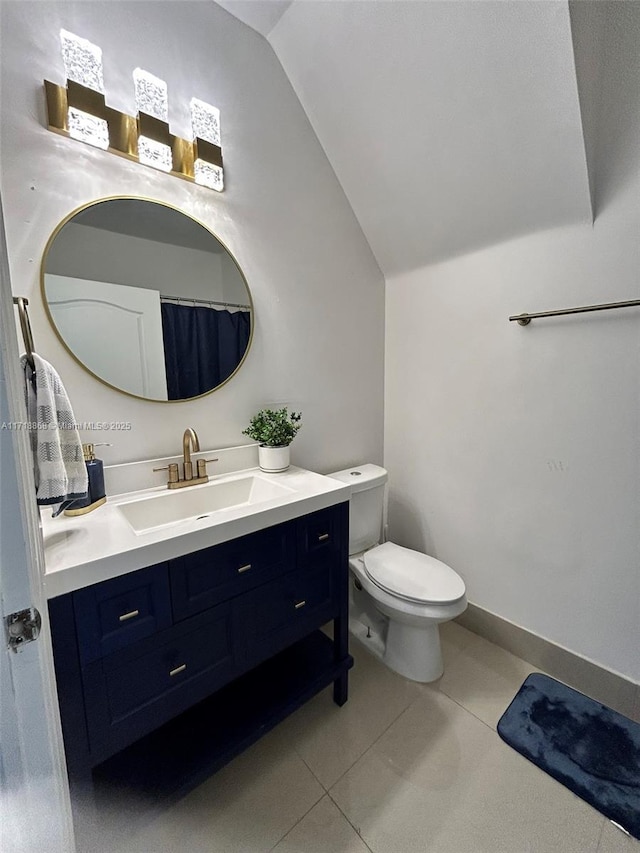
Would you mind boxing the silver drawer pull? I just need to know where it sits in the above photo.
[237,563,252,574]
[119,609,139,622]
[169,664,187,677]
[294,600,307,610]
[318,533,330,542]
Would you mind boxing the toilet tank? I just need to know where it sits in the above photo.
[329,464,388,555]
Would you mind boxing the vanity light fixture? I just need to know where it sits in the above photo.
[190,98,224,191]
[43,30,225,191]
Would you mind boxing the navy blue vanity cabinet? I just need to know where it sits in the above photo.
[169,520,296,621]
[237,562,334,665]
[297,504,342,565]
[73,563,172,665]
[47,501,352,850]
[238,524,341,667]
[81,601,238,763]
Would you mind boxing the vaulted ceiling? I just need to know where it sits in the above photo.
[216,1,597,276]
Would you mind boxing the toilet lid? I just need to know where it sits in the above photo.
[363,542,466,604]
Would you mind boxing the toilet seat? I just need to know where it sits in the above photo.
[363,542,466,605]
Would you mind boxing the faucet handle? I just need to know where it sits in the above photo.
[153,463,179,483]
[197,458,219,478]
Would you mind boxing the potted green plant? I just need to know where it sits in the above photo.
[243,407,302,472]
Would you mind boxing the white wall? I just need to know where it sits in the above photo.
[270,0,592,274]
[0,0,384,471]
[385,4,640,682]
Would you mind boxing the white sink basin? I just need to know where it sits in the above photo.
[118,474,295,535]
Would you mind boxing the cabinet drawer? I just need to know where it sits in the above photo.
[73,564,171,665]
[297,505,344,565]
[170,521,295,620]
[83,604,236,759]
[105,607,233,720]
[240,562,336,665]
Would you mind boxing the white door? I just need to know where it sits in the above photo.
[45,273,169,400]
[0,200,75,852]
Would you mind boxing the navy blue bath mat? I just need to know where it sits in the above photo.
[497,673,640,840]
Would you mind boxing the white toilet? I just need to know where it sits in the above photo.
[330,464,467,682]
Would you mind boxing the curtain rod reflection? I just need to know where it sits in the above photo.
[160,294,251,310]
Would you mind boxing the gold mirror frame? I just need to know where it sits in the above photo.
[40,196,254,403]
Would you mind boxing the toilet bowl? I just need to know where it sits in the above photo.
[349,544,467,681]
[330,464,467,682]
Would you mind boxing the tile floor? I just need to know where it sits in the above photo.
[110,623,638,853]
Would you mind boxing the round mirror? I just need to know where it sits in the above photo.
[41,197,253,402]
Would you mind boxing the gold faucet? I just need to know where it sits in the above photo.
[182,427,199,481]
[153,428,218,489]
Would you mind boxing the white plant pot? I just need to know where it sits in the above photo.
[258,444,290,473]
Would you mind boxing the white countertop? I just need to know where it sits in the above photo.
[41,465,351,599]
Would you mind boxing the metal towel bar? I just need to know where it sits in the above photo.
[13,297,35,370]
[510,299,640,326]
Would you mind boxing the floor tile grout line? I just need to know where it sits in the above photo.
[433,678,580,779]
[277,646,425,793]
[433,680,503,734]
[266,696,388,853]
[295,749,331,793]
[337,651,519,763]
[317,637,500,791]
[333,680,455,794]
[435,635,538,735]
[266,787,326,852]
[326,789,376,853]
[323,688,425,791]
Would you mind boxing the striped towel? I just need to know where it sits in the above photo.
[21,353,88,516]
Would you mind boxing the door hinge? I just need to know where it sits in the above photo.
[5,608,41,651]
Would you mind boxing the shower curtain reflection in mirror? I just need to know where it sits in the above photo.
[160,301,250,399]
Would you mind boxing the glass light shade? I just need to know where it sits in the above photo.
[133,68,168,121]
[60,30,104,92]
[67,107,109,150]
[137,137,172,172]
[60,30,108,149]
[194,160,224,192]
[133,68,171,171]
[190,98,221,146]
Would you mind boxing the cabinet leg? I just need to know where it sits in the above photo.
[332,609,349,706]
[333,615,348,661]
[333,672,348,706]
